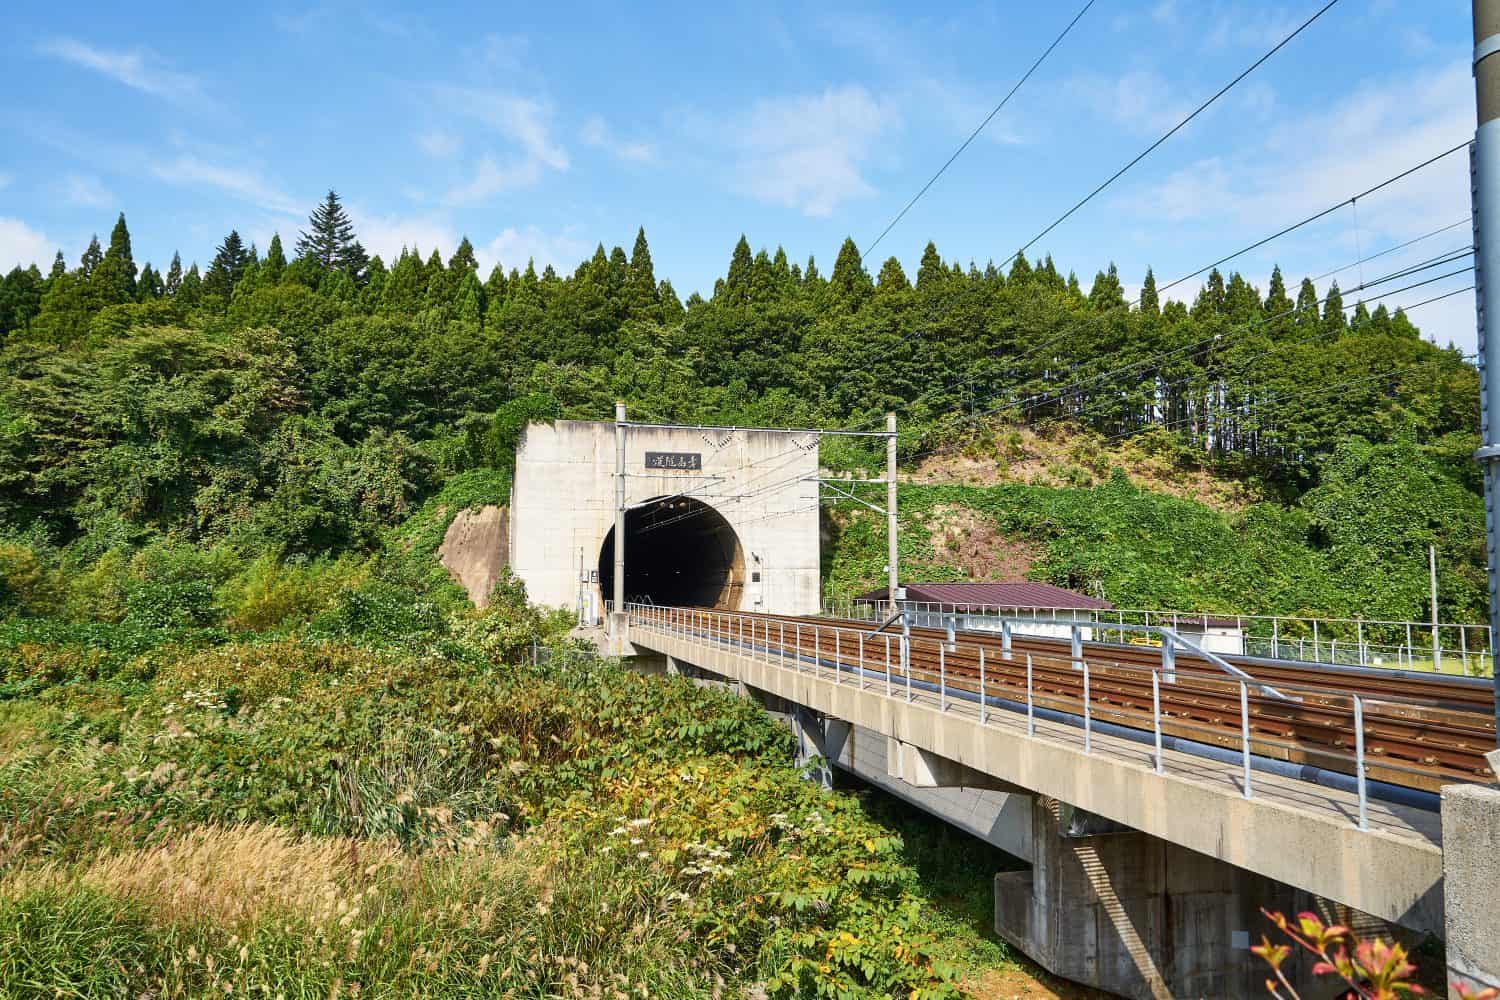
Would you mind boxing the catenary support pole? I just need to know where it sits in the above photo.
[886,412,899,616]
[613,401,626,621]
[1431,544,1443,672]
[1473,0,1500,727]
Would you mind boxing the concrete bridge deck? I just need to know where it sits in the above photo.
[623,606,1444,929]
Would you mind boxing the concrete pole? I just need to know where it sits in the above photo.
[613,401,627,618]
[1474,0,1500,725]
[886,412,899,616]
[1431,544,1443,673]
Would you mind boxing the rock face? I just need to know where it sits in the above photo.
[437,505,509,607]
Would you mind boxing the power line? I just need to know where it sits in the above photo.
[1004,141,1470,373]
[1310,218,1470,284]
[1049,272,1477,432]
[862,0,1099,259]
[1150,141,1471,302]
[1002,0,1340,271]
[1011,250,1475,416]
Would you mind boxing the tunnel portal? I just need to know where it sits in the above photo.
[598,496,744,609]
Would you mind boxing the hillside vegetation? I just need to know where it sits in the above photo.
[0,194,1486,995]
[0,548,1026,997]
[825,431,1486,629]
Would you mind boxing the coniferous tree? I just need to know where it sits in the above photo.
[1139,268,1160,317]
[1322,281,1347,334]
[1294,278,1320,330]
[263,234,287,284]
[204,230,251,299]
[1224,273,1260,322]
[876,257,910,293]
[722,236,753,305]
[48,251,67,282]
[626,228,658,318]
[178,263,203,307]
[137,263,165,300]
[296,189,367,280]
[828,238,872,312]
[1088,263,1124,311]
[165,253,184,296]
[483,264,508,308]
[80,236,103,278]
[449,237,478,274]
[93,213,137,305]
[916,242,946,290]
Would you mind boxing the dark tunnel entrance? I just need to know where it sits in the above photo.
[599,496,744,609]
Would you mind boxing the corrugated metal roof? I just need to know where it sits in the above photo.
[855,581,1113,610]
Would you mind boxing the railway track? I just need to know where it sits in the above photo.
[635,608,1498,794]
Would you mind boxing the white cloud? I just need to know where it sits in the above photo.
[63,173,113,209]
[731,85,899,218]
[441,88,567,169]
[151,156,302,215]
[0,218,54,271]
[437,88,569,205]
[418,130,462,159]
[1068,70,1193,136]
[479,225,590,274]
[580,115,657,164]
[349,208,460,263]
[1126,62,1476,346]
[37,37,207,107]
[445,155,550,206]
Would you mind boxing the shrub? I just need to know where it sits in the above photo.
[0,542,61,617]
[218,552,370,631]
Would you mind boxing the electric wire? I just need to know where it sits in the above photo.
[1001,0,1342,271]
[862,0,1099,259]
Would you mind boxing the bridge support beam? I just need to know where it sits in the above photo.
[886,738,1026,794]
[995,797,1427,1000]
[1442,782,1500,997]
[790,707,847,790]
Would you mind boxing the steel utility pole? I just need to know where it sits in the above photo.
[613,401,627,624]
[1475,0,1500,726]
[1431,544,1442,673]
[886,412,899,616]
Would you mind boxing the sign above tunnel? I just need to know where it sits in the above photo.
[644,451,702,471]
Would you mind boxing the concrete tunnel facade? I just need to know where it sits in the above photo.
[509,420,823,620]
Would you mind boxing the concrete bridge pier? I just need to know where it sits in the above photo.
[993,798,1425,1000]
[1442,782,1500,997]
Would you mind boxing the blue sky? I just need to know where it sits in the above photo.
[0,1,1480,347]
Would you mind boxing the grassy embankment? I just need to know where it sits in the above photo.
[0,471,1023,999]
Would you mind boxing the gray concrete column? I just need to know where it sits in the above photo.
[995,798,1426,1000]
[1442,782,1500,997]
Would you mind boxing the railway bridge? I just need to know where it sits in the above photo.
[501,415,1498,998]
[614,606,1499,1000]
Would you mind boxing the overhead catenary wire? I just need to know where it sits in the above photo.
[924,247,1476,445]
[1009,249,1476,417]
[1001,0,1342,272]
[1029,273,1478,436]
[1310,217,1471,284]
[833,141,1477,443]
[1003,141,1472,372]
[862,0,1099,260]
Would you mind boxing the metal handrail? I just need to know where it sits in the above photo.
[619,603,1447,828]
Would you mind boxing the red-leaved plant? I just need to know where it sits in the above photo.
[1253,909,1498,1000]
